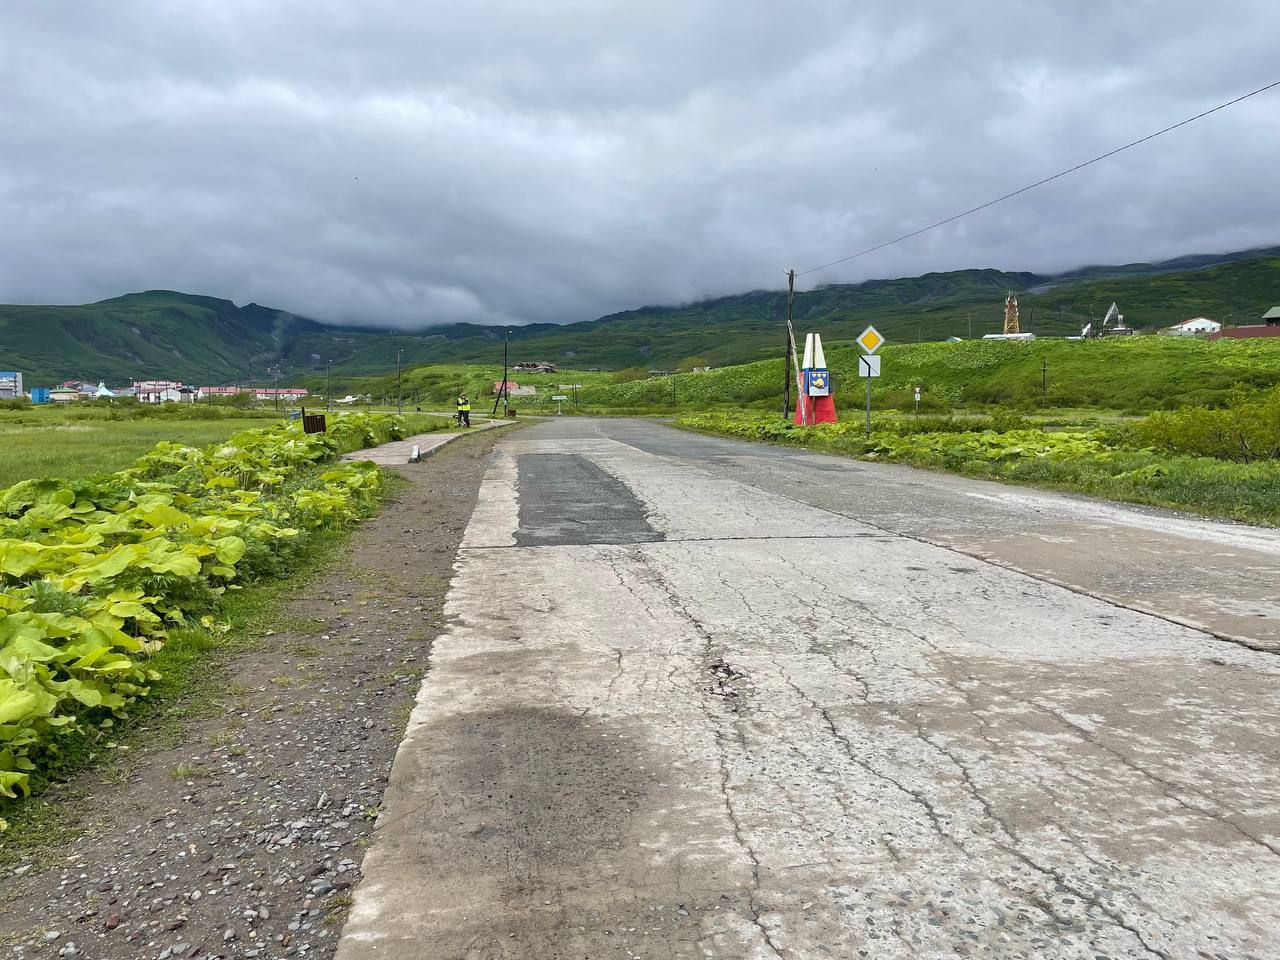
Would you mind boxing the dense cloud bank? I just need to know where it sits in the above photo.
[2,1,1277,328]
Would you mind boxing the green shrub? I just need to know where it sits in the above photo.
[1135,387,1280,462]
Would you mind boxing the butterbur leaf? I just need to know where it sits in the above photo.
[0,542,46,578]
[141,505,190,529]
[0,679,58,724]
[0,770,30,798]
[212,536,247,565]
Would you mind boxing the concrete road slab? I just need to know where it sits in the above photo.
[338,418,1280,960]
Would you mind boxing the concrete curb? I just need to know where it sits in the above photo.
[342,420,517,466]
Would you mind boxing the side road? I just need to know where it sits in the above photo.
[0,428,512,960]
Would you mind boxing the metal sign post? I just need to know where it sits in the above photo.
[856,327,885,439]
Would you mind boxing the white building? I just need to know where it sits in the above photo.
[0,371,22,399]
[1167,317,1222,336]
[133,379,184,403]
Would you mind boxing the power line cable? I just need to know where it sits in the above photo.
[797,77,1280,277]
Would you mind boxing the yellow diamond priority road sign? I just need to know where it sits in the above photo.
[856,325,884,354]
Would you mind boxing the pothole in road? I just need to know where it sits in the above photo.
[706,658,746,699]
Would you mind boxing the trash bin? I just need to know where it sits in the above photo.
[302,413,327,434]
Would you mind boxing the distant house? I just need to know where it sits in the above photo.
[94,382,115,398]
[252,387,308,401]
[134,379,185,403]
[1166,317,1221,336]
[493,381,520,395]
[0,371,22,399]
[49,389,80,403]
[513,362,558,373]
[198,385,309,401]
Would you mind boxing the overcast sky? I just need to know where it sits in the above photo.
[2,2,1277,328]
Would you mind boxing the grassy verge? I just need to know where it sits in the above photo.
[676,411,1280,527]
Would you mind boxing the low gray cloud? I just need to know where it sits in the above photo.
[2,1,1277,328]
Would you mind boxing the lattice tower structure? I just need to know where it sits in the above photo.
[1003,292,1021,335]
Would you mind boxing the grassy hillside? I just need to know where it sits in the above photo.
[2,247,1277,385]
[326,363,619,408]
[573,336,1280,414]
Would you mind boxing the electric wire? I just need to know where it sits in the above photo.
[796,78,1280,277]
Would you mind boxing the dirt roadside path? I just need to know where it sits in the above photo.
[0,428,511,960]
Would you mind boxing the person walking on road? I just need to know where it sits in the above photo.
[456,392,471,428]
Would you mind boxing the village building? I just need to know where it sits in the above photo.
[197,386,309,401]
[1165,317,1221,336]
[0,371,23,399]
[133,379,185,403]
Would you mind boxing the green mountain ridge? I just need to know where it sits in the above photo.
[2,246,1278,386]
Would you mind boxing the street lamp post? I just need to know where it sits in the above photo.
[326,361,332,411]
[396,350,402,416]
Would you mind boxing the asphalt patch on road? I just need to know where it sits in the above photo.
[515,453,664,546]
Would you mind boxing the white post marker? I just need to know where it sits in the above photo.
[551,394,568,416]
[914,385,921,415]
[856,325,885,437]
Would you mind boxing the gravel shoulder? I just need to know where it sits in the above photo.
[0,429,509,960]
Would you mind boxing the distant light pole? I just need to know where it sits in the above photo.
[396,350,403,416]
[326,361,332,411]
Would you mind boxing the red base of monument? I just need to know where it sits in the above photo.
[794,395,838,425]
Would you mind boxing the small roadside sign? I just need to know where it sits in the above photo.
[856,325,885,354]
[551,395,568,401]
[858,355,881,378]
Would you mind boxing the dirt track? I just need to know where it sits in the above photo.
[0,429,507,960]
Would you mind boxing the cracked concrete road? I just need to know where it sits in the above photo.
[337,418,1280,960]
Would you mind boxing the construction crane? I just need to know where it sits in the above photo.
[1082,302,1135,338]
[1003,292,1020,335]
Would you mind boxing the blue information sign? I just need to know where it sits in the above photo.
[805,368,830,396]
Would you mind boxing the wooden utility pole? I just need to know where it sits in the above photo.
[783,269,806,425]
[782,271,794,420]
[491,329,510,417]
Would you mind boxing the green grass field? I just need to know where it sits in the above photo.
[0,406,463,489]
[329,363,619,408]
[0,415,280,488]
[568,335,1280,414]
